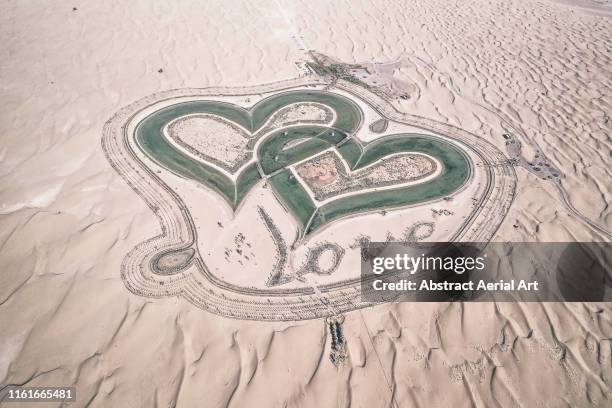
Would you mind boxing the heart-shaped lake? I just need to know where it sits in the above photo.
[134,90,470,236]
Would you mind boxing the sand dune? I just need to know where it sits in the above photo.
[0,0,610,407]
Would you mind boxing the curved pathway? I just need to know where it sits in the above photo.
[102,77,517,321]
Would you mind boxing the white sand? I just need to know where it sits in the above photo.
[0,0,610,407]
[166,114,251,169]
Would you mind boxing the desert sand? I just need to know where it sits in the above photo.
[1,0,611,407]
